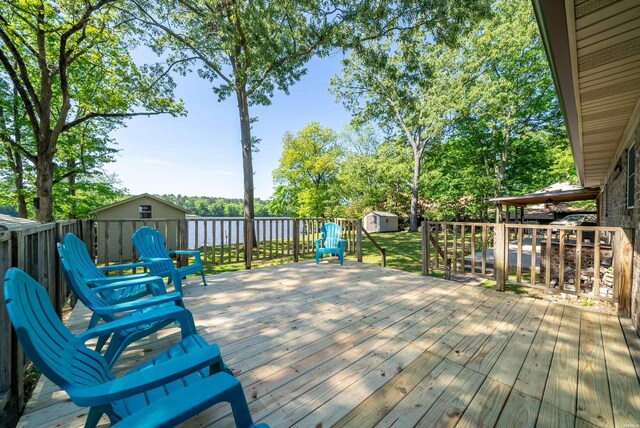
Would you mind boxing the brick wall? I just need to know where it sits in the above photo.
[600,124,640,332]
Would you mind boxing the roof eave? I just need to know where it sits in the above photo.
[531,0,586,186]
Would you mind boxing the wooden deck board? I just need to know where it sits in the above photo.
[17,260,640,428]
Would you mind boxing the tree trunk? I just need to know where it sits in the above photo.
[35,153,54,222]
[409,149,422,232]
[236,90,255,268]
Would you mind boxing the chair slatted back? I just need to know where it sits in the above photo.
[62,233,103,281]
[4,269,114,393]
[57,238,110,310]
[132,227,174,276]
[321,222,342,249]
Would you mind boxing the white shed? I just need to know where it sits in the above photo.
[364,211,399,233]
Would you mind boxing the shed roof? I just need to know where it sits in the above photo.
[0,214,40,230]
[366,211,398,217]
[89,193,189,214]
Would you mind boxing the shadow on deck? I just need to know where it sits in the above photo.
[18,260,640,427]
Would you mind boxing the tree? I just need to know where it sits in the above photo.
[0,1,182,221]
[131,0,344,263]
[331,34,471,231]
[0,74,31,217]
[416,0,574,221]
[271,122,342,217]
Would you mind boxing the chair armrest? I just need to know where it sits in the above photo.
[78,305,195,342]
[91,276,167,296]
[314,238,322,248]
[338,239,347,249]
[170,250,203,264]
[140,256,173,264]
[99,262,151,272]
[169,250,200,256]
[70,344,221,406]
[85,273,150,286]
[91,292,182,315]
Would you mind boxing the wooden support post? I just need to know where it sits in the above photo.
[422,221,429,276]
[559,230,565,290]
[614,228,633,317]
[293,220,300,262]
[494,223,506,292]
[356,220,363,262]
[381,248,387,267]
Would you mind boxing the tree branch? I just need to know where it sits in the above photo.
[62,111,168,132]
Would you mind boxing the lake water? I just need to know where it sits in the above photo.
[187,218,301,248]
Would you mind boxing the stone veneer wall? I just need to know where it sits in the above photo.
[600,123,640,334]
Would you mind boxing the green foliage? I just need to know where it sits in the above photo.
[0,0,183,221]
[331,2,490,230]
[160,195,272,217]
[418,0,575,220]
[271,122,343,217]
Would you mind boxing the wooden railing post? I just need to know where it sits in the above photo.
[422,220,429,276]
[614,227,633,317]
[494,222,506,292]
[293,220,300,262]
[356,220,363,262]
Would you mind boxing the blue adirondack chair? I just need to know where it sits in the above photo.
[58,242,190,367]
[61,233,155,304]
[4,268,268,428]
[315,222,346,265]
[132,226,207,293]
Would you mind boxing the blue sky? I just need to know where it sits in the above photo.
[106,53,352,199]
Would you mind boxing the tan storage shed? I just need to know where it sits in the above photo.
[90,194,189,264]
[364,211,398,233]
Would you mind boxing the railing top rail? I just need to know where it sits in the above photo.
[93,218,183,222]
[12,222,57,235]
[425,221,625,233]
[506,224,624,232]
[425,221,495,227]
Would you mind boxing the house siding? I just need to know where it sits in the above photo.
[600,124,640,332]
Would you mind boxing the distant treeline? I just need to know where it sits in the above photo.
[159,194,272,217]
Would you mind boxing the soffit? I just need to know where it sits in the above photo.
[573,0,640,185]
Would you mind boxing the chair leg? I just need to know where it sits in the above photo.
[201,270,208,287]
[103,335,126,368]
[95,334,109,353]
[316,251,320,264]
[84,407,103,428]
[88,312,101,329]
[339,251,344,266]
[225,378,258,428]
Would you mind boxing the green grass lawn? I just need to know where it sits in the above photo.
[196,231,445,277]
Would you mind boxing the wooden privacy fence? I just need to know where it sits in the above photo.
[421,220,633,314]
[0,219,92,427]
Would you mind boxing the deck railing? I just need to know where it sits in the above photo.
[93,217,360,268]
[421,220,633,313]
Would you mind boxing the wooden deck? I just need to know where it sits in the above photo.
[18,260,640,427]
